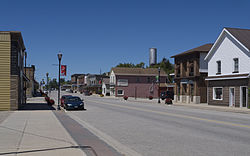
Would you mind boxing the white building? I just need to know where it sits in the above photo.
[205,27,250,108]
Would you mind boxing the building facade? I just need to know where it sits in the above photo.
[0,31,27,110]
[172,44,213,104]
[87,74,109,94]
[25,65,36,98]
[71,74,84,92]
[205,28,250,108]
[102,78,110,96]
[77,74,85,93]
[110,67,169,98]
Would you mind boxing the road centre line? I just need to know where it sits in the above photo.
[86,99,250,129]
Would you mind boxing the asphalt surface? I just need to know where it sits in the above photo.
[50,91,250,156]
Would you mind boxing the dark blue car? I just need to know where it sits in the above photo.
[64,96,85,110]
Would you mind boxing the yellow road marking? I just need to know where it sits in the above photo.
[86,99,250,129]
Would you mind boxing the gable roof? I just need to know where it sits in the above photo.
[171,43,213,58]
[225,28,250,50]
[205,27,250,61]
[111,67,167,76]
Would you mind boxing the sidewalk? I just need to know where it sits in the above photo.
[102,95,250,114]
[0,97,86,156]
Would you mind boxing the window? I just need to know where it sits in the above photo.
[189,61,194,76]
[117,79,128,86]
[213,87,223,100]
[233,58,239,73]
[176,63,180,77]
[136,77,140,83]
[117,89,124,95]
[183,62,187,77]
[147,77,151,83]
[216,61,221,74]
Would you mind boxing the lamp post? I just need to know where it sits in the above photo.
[57,53,62,110]
[158,67,161,103]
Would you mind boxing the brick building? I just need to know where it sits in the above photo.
[110,67,169,98]
[24,65,36,98]
[171,43,213,104]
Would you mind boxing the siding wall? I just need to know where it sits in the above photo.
[0,33,11,110]
[199,52,208,72]
[207,33,250,76]
[208,79,248,107]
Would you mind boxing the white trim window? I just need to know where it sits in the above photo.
[117,89,124,95]
[233,58,239,73]
[213,87,223,100]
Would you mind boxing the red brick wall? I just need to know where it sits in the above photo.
[115,75,167,98]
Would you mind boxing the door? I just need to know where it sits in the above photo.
[241,87,247,108]
[229,88,235,107]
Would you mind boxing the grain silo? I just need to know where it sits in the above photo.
[149,48,157,66]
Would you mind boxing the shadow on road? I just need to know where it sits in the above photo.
[19,103,56,111]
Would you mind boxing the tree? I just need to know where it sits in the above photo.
[48,78,58,89]
[116,62,145,68]
[149,57,174,82]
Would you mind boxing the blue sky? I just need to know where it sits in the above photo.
[1,0,249,82]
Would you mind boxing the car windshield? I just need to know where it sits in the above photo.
[67,97,81,102]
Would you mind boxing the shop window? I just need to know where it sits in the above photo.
[117,89,124,95]
[147,77,151,83]
[213,87,223,100]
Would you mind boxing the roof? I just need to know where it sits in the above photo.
[205,27,250,61]
[171,43,213,58]
[225,27,250,50]
[0,31,26,50]
[111,67,167,76]
[71,74,85,77]
[102,78,110,84]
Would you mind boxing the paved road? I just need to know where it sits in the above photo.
[51,91,250,156]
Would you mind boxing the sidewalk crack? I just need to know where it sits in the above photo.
[16,116,29,154]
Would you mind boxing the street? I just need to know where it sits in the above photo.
[50,91,250,156]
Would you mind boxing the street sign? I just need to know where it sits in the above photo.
[156,75,159,81]
[61,65,67,76]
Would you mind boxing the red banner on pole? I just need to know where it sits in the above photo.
[61,65,66,76]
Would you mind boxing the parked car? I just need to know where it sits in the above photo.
[161,91,174,100]
[63,96,85,110]
[61,95,72,107]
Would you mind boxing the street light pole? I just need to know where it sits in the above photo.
[158,67,161,103]
[57,53,62,110]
